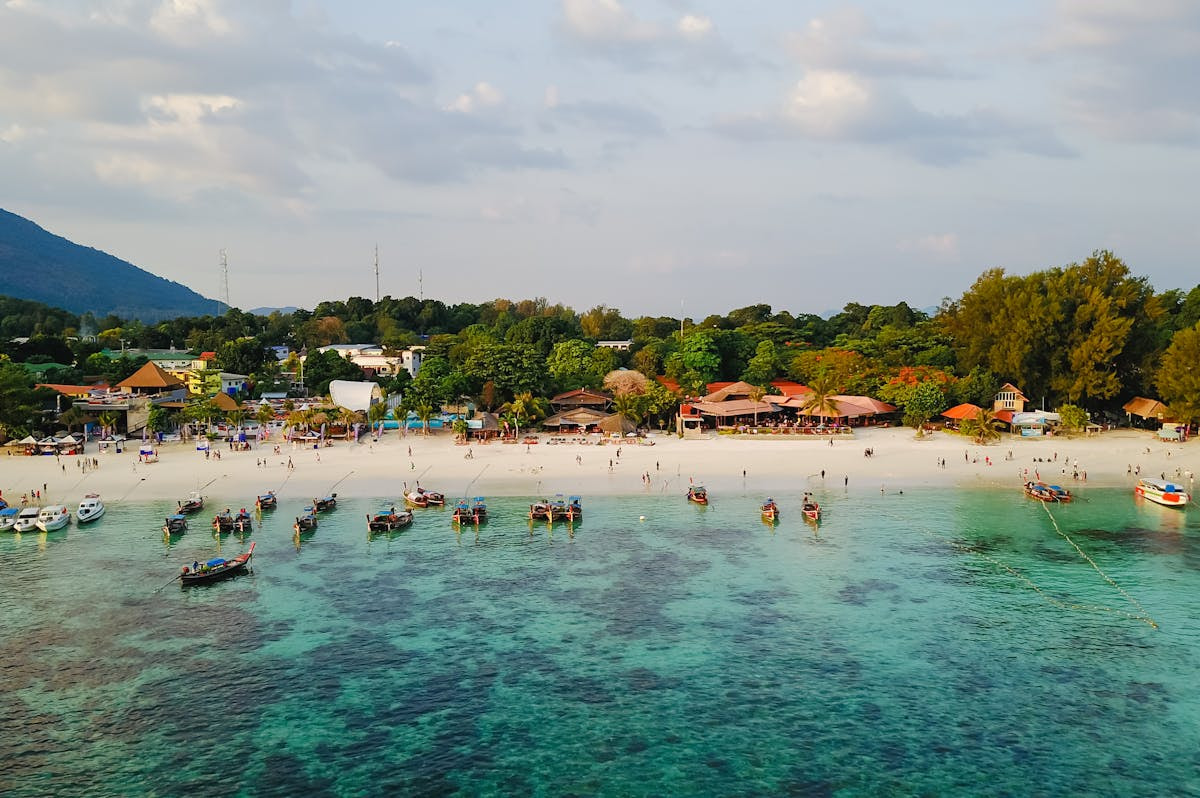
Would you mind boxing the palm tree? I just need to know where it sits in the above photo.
[97,410,120,438]
[748,386,768,429]
[58,406,93,435]
[226,409,246,433]
[451,417,469,442]
[961,408,1003,445]
[800,376,841,424]
[255,403,275,427]
[367,402,388,435]
[501,391,549,438]
[415,402,435,436]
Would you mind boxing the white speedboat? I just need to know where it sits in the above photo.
[1134,479,1191,508]
[36,504,72,531]
[13,507,41,532]
[0,507,19,531]
[77,494,105,524]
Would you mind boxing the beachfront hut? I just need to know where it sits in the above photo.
[543,406,610,432]
[598,413,637,436]
[117,362,185,395]
[941,403,982,429]
[549,388,612,412]
[993,383,1027,414]
[1122,397,1175,424]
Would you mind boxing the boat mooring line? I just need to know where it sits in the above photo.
[1039,501,1157,629]
[115,477,148,504]
[327,470,355,494]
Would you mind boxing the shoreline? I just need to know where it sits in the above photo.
[1,427,1193,507]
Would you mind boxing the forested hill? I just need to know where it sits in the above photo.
[0,209,214,322]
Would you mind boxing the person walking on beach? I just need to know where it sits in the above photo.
[844,475,848,487]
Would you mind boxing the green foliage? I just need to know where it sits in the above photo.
[1156,323,1200,424]
[901,381,947,431]
[460,342,547,400]
[216,338,269,376]
[741,339,781,385]
[960,408,1003,445]
[302,350,364,397]
[547,339,599,390]
[1056,404,1089,432]
[147,403,170,433]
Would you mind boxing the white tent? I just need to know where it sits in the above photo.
[329,380,383,413]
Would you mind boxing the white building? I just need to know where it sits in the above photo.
[315,343,424,378]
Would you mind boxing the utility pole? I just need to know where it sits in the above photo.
[418,268,423,302]
[374,244,380,303]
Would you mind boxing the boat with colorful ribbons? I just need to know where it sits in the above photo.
[233,508,253,532]
[761,498,779,523]
[180,541,255,586]
[294,507,318,534]
[367,506,413,532]
[255,492,277,511]
[801,492,821,523]
[212,509,235,533]
[452,497,488,526]
[1024,481,1073,502]
[687,485,708,505]
[1134,478,1190,508]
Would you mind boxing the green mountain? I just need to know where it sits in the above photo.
[0,209,215,321]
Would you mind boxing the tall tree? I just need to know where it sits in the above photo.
[1156,323,1200,424]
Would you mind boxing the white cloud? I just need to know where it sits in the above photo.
[677,14,713,40]
[446,82,505,113]
[898,233,959,259]
[785,7,951,78]
[561,0,657,43]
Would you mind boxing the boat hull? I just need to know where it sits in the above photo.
[1135,480,1190,508]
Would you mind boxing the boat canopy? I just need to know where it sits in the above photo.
[205,558,226,568]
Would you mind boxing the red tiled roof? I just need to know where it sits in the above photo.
[770,380,810,396]
[705,381,734,395]
[116,361,185,390]
[37,383,109,396]
[655,376,680,393]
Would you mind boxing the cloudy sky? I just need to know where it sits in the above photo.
[2,0,1198,318]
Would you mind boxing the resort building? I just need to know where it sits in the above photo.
[549,388,612,412]
[314,343,425,378]
[596,340,633,351]
[993,383,1027,414]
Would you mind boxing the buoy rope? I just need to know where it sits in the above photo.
[1039,501,1157,628]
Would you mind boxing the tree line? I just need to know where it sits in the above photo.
[1,250,1198,440]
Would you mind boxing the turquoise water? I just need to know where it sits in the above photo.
[2,489,1199,797]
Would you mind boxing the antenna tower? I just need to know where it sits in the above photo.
[218,249,231,314]
[374,244,380,303]
[419,268,423,302]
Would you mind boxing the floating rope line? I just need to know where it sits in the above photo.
[1038,500,1158,629]
[878,505,1158,629]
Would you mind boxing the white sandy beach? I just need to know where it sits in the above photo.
[1,427,1195,508]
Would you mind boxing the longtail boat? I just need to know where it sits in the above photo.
[163,514,188,535]
[1024,481,1072,503]
[212,509,235,533]
[178,492,204,515]
[801,492,820,523]
[761,498,779,523]
[368,507,413,532]
[453,497,488,526]
[255,492,277,511]
[233,508,253,532]
[180,542,255,586]
[313,494,337,512]
[294,507,318,534]
[687,485,708,505]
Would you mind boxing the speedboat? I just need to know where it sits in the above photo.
[36,505,71,532]
[77,494,105,524]
[367,507,413,532]
[1135,478,1191,508]
[13,507,40,532]
[0,507,19,531]
[163,514,188,535]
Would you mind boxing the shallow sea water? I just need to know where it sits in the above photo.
[2,487,1199,797]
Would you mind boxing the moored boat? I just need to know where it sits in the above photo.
[294,507,318,534]
[1134,478,1191,508]
[212,509,235,533]
[36,505,71,532]
[367,506,413,532]
[233,508,253,532]
[77,493,105,523]
[1024,481,1072,502]
[529,499,552,522]
[687,485,708,505]
[163,514,188,535]
[453,497,488,526]
[178,492,205,514]
[313,494,337,512]
[13,507,40,532]
[404,486,444,508]
[180,541,255,586]
[0,507,20,531]
[566,495,583,521]
[255,492,277,511]
[801,492,821,523]
[761,498,779,523]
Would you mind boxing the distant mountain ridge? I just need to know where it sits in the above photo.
[0,209,215,322]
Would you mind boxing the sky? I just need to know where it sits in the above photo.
[1,0,1198,319]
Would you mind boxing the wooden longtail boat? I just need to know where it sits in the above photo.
[687,486,708,505]
[180,542,255,586]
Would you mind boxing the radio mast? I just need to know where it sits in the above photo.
[374,244,380,303]
[218,249,230,315]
